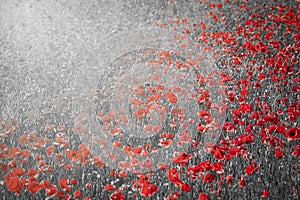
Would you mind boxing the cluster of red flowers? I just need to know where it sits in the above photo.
[0,0,299,199]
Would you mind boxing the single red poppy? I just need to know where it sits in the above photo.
[240,176,245,188]
[261,189,270,197]
[27,168,39,176]
[119,170,127,178]
[10,168,25,177]
[56,190,65,199]
[159,138,172,147]
[172,152,192,164]
[105,184,115,191]
[198,193,211,200]
[181,183,191,192]
[19,135,29,146]
[74,190,83,198]
[58,177,68,189]
[39,180,51,189]
[70,179,79,185]
[111,128,122,135]
[197,110,211,118]
[9,148,21,160]
[285,127,299,140]
[6,176,23,194]
[85,183,92,189]
[226,174,233,186]
[119,161,131,169]
[275,149,285,159]
[112,141,122,148]
[45,146,54,157]
[92,156,106,168]
[46,185,58,197]
[240,103,253,113]
[293,145,300,157]
[245,164,255,175]
[213,149,225,160]
[110,190,125,200]
[202,174,216,184]
[130,98,144,107]
[165,92,178,103]
[27,182,40,194]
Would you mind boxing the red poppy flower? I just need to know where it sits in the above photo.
[9,148,21,160]
[21,149,31,158]
[74,190,83,198]
[238,97,246,104]
[285,127,300,140]
[223,122,237,132]
[213,149,225,160]
[6,176,23,194]
[188,161,212,178]
[56,190,65,199]
[265,32,273,40]
[172,152,192,164]
[85,183,92,189]
[181,183,191,192]
[226,174,233,186]
[198,123,207,133]
[193,140,201,148]
[293,145,300,157]
[112,141,122,148]
[159,138,172,147]
[110,191,125,200]
[46,185,58,196]
[198,92,209,104]
[144,124,153,132]
[275,149,285,159]
[63,164,73,170]
[253,82,262,88]
[19,135,29,146]
[119,170,127,177]
[27,182,40,194]
[165,92,178,103]
[240,85,249,96]
[140,182,158,197]
[202,174,216,184]
[148,184,158,196]
[232,109,242,118]
[197,110,211,118]
[104,184,115,190]
[198,193,211,200]
[39,180,51,189]
[119,161,131,169]
[213,162,225,174]
[245,164,255,175]
[58,177,68,189]
[231,133,255,146]
[240,176,245,188]
[168,168,184,186]
[70,179,79,185]
[10,168,25,177]
[258,72,267,80]
[261,189,270,197]
[46,146,54,157]
[130,98,144,107]
[111,128,122,135]
[27,168,38,176]
[240,103,253,113]
[157,163,169,171]
[92,156,106,168]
